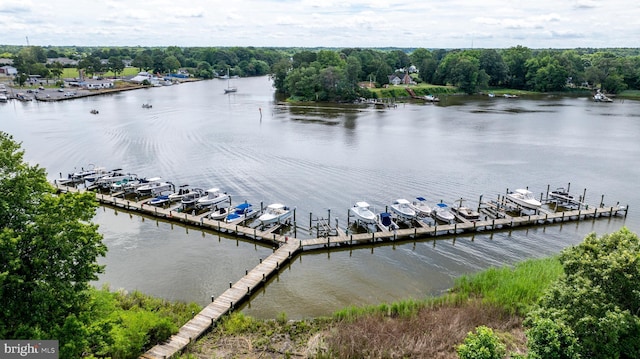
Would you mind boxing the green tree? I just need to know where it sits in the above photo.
[162,55,181,74]
[49,61,64,79]
[503,45,532,89]
[132,51,153,72]
[0,133,107,350]
[479,49,508,86]
[525,227,640,358]
[107,56,125,78]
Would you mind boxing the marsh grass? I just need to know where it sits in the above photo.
[451,257,563,315]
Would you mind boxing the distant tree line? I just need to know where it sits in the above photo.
[2,45,640,99]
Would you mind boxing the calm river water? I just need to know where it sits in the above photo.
[1,77,638,319]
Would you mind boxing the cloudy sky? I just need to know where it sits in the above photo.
[1,0,638,49]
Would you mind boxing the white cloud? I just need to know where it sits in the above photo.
[2,0,638,48]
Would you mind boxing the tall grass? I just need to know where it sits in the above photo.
[452,257,563,315]
[333,257,562,322]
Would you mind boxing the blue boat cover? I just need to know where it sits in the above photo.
[236,203,251,210]
[416,197,426,201]
[380,212,392,227]
[436,203,448,208]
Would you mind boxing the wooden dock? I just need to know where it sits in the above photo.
[140,240,301,359]
[52,182,629,358]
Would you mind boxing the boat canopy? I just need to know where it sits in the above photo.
[380,212,393,227]
[436,203,448,208]
[235,203,252,210]
[416,197,426,201]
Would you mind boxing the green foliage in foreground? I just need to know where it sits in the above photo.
[457,326,506,359]
[525,227,640,359]
[74,287,201,359]
[453,257,563,316]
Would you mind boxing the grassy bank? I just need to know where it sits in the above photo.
[181,256,562,358]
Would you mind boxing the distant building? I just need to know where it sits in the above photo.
[46,57,78,66]
[0,58,14,65]
[0,65,17,76]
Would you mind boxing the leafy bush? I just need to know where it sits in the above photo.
[457,326,506,359]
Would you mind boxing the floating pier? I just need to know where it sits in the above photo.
[52,182,628,359]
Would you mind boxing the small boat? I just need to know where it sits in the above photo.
[142,103,152,108]
[377,212,398,231]
[90,109,99,114]
[451,199,480,221]
[196,187,230,208]
[424,94,440,102]
[209,205,232,220]
[503,94,518,98]
[505,189,542,210]
[110,177,147,192]
[0,93,8,102]
[223,68,237,93]
[410,197,433,217]
[390,199,416,221]
[69,165,107,182]
[148,195,170,206]
[136,177,173,196]
[593,91,613,102]
[488,93,495,98]
[94,170,135,188]
[180,188,205,207]
[225,202,258,223]
[433,203,455,223]
[167,185,193,202]
[548,187,575,204]
[349,201,377,224]
[258,203,293,225]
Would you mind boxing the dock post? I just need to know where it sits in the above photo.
[583,188,587,206]
[477,194,483,212]
[293,208,296,222]
[625,205,629,217]
[600,194,604,208]
[309,212,312,228]
[328,209,331,224]
[229,282,232,288]
[546,184,550,202]
[578,210,581,221]
[492,219,495,229]
[211,296,214,302]
[260,258,262,264]
[245,269,248,275]
[262,273,265,282]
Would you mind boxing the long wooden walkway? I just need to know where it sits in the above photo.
[53,183,628,358]
[140,240,301,359]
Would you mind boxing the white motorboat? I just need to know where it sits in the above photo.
[69,165,107,181]
[593,90,613,102]
[377,212,398,231]
[433,203,455,223]
[410,197,433,217]
[136,177,173,196]
[197,187,230,208]
[167,185,194,202]
[180,188,205,207]
[94,169,135,188]
[506,189,541,210]
[225,202,258,223]
[258,203,293,225]
[209,205,232,220]
[349,201,377,224]
[390,199,416,221]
